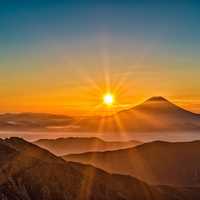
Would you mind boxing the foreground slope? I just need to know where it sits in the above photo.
[64,140,200,186]
[34,137,141,155]
[0,137,200,200]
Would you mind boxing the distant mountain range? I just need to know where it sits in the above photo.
[1,137,200,199]
[63,140,200,186]
[0,112,74,130]
[34,137,141,155]
[0,96,199,132]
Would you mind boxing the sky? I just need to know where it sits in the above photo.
[0,0,200,115]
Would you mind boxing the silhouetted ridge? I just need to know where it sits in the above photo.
[3,137,65,164]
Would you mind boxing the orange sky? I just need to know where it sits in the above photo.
[0,66,199,116]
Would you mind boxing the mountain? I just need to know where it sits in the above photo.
[76,96,200,132]
[34,137,141,155]
[0,97,199,133]
[1,137,199,199]
[63,140,200,186]
[0,112,74,131]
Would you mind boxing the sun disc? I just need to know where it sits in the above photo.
[103,94,114,105]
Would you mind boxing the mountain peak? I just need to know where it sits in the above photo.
[145,96,169,102]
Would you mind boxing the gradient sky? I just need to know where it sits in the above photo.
[0,0,200,115]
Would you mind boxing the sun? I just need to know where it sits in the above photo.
[103,93,114,106]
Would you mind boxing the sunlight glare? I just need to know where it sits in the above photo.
[103,94,114,106]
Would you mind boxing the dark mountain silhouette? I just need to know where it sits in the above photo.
[76,96,200,132]
[34,137,141,155]
[1,137,199,199]
[63,140,200,186]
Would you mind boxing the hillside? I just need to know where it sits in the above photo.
[0,137,200,199]
[64,140,200,186]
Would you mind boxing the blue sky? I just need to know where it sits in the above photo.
[0,1,200,45]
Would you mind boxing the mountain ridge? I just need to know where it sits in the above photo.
[1,137,199,199]
[34,137,141,155]
[63,140,200,186]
